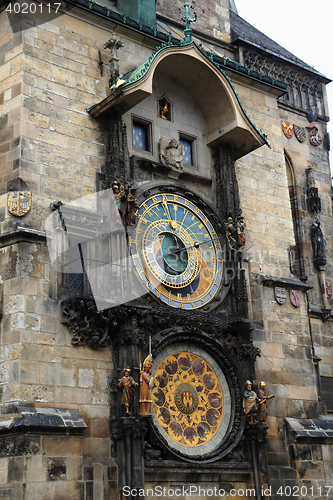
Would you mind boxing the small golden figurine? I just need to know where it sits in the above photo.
[139,354,153,415]
[225,217,236,250]
[159,101,169,120]
[119,368,138,415]
[237,215,246,248]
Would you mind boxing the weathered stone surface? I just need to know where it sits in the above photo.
[0,436,41,458]
[0,0,332,496]
[47,458,66,481]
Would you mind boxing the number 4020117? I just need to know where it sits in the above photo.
[6,2,61,14]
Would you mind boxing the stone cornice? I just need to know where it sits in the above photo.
[0,226,46,249]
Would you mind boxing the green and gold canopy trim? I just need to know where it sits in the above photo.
[109,40,270,148]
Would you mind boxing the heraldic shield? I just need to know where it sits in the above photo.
[275,286,286,304]
[7,191,32,217]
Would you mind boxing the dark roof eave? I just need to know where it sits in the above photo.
[207,49,288,93]
[233,36,332,85]
[87,88,123,117]
[234,36,331,84]
[64,0,288,94]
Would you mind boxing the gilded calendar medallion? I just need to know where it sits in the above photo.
[152,345,231,457]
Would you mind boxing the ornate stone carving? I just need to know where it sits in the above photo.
[104,110,130,189]
[61,298,109,348]
[103,32,124,88]
[214,143,240,223]
[310,218,327,269]
[242,49,325,116]
[307,167,321,213]
[159,137,184,171]
[143,442,162,461]
[321,306,332,322]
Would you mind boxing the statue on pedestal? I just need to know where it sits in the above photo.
[258,381,274,423]
[243,380,258,423]
[139,354,153,415]
[119,368,138,415]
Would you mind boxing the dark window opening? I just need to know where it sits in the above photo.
[320,376,333,412]
[133,120,150,151]
[179,136,194,165]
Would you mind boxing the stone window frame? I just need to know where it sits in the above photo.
[179,131,197,167]
[132,115,153,154]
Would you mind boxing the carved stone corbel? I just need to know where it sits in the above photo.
[61,297,109,348]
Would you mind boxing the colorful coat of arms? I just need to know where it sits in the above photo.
[282,121,293,139]
[325,280,332,299]
[7,191,32,217]
[275,287,286,305]
[294,125,306,143]
[290,289,301,307]
[306,122,323,146]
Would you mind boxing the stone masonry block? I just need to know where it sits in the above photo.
[91,419,108,438]
[7,457,25,482]
[67,457,82,481]
[40,363,75,387]
[10,312,40,332]
[294,460,324,479]
[82,438,110,457]
[26,456,46,482]
[42,436,82,457]
[21,344,55,362]
[78,369,94,389]
[20,361,40,384]
[53,481,83,500]
[25,482,52,500]
[54,387,91,405]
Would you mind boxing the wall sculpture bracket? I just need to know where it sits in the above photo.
[61,297,109,348]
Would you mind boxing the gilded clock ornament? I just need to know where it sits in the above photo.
[131,190,223,309]
[151,345,231,457]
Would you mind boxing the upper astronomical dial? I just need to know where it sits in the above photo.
[131,193,223,309]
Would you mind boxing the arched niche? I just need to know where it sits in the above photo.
[284,149,306,280]
[89,43,268,159]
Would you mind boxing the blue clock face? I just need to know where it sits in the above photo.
[131,193,223,309]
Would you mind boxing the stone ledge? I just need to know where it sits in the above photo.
[252,273,313,291]
[286,417,333,443]
[0,406,87,435]
[145,461,251,482]
[0,226,46,249]
[131,155,213,185]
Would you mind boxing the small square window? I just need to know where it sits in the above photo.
[179,137,193,165]
[133,119,151,151]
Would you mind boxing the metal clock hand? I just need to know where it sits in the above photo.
[162,199,188,266]
[163,199,177,229]
[154,239,212,261]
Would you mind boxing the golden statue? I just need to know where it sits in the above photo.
[139,354,153,415]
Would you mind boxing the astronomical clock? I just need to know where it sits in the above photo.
[131,186,224,310]
[130,184,244,461]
